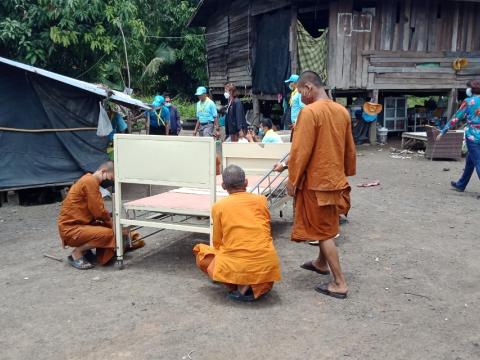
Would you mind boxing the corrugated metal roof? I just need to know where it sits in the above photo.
[0,56,150,110]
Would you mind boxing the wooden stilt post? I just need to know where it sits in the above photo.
[446,88,458,119]
[252,95,260,128]
[369,89,379,144]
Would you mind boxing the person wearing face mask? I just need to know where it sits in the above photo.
[286,71,356,299]
[246,118,283,144]
[285,74,305,128]
[164,96,181,135]
[57,161,116,270]
[224,83,247,142]
[437,80,480,192]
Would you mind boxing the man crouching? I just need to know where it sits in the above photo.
[58,161,116,270]
[193,165,281,301]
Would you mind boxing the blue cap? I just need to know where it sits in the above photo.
[285,74,300,83]
[152,95,165,108]
[195,86,207,96]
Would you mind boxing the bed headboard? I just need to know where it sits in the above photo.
[222,142,291,175]
[114,135,216,189]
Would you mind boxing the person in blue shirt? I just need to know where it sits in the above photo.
[148,95,170,135]
[107,107,128,142]
[193,86,218,137]
[437,80,480,192]
[259,118,283,143]
[285,74,305,127]
[245,118,283,144]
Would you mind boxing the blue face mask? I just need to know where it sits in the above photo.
[165,103,172,107]
[259,128,265,136]
[466,88,473,97]
[288,84,294,91]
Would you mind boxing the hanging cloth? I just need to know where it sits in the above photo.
[297,22,328,83]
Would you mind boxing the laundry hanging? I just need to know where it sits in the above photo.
[297,22,328,83]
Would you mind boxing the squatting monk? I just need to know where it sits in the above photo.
[58,161,116,270]
[193,165,281,302]
[286,71,356,299]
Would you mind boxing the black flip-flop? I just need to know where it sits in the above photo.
[67,255,94,270]
[227,287,256,302]
[300,261,330,275]
[314,283,347,299]
[83,249,97,264]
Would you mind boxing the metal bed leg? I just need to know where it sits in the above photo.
[113,189,125,270]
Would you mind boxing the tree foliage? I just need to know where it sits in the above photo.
[0,0,206,96]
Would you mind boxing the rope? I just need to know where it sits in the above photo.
[0,127,97,133]
[146,24,246,39]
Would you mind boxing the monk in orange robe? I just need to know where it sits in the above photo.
[287,71,356,299]
[58,161,116,269]
[193,165,281,301]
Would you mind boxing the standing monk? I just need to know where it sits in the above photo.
[287,71,356,299]
[193,165,281,302]
[57,161,116,269]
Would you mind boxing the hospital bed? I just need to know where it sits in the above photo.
[113,134,290,269]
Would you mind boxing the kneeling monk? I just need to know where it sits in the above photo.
[58,161,116,270]
[193,165,281,301]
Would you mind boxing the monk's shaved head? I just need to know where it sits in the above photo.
[98,160,114,172]
[297,71,328,105]
[222,165,246,191]
[298,71,325,88]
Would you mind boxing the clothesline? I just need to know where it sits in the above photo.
[146,24,245,39]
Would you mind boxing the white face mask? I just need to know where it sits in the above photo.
[224,92,230,100]
[466,88,473,97]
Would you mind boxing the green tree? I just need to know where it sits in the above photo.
[136,0,207,96]
[0,0,206,96]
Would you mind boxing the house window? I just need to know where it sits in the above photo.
[383,96,407,131]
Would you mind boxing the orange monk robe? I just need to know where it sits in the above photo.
[288,99,356,241]
[57,173,115,265]
[193,192,281,298]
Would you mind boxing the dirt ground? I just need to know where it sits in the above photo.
[1,143,479,360]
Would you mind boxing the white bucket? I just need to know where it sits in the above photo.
[377,127,388,144]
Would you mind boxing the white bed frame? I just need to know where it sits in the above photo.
[113,136,291,269]
[222,142,291,175]
[113,134,216,268]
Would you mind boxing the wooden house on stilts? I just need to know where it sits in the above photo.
[189,0,480,137]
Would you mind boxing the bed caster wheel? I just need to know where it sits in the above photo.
[279,210,283,218]
[117,260,124,270]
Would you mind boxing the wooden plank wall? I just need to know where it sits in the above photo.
[206,10,229,88]
[205,0,253,89]
[329,0,480,90]
[365,0,480,90]
[375,0,480,52]
[227,0,252,87]
[328,0,374,89]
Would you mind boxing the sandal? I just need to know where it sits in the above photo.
[314,283,347,299]
[227,287,256,302]
[300,261,330,275]
[83,249,97,264]
[67,255,94,270]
